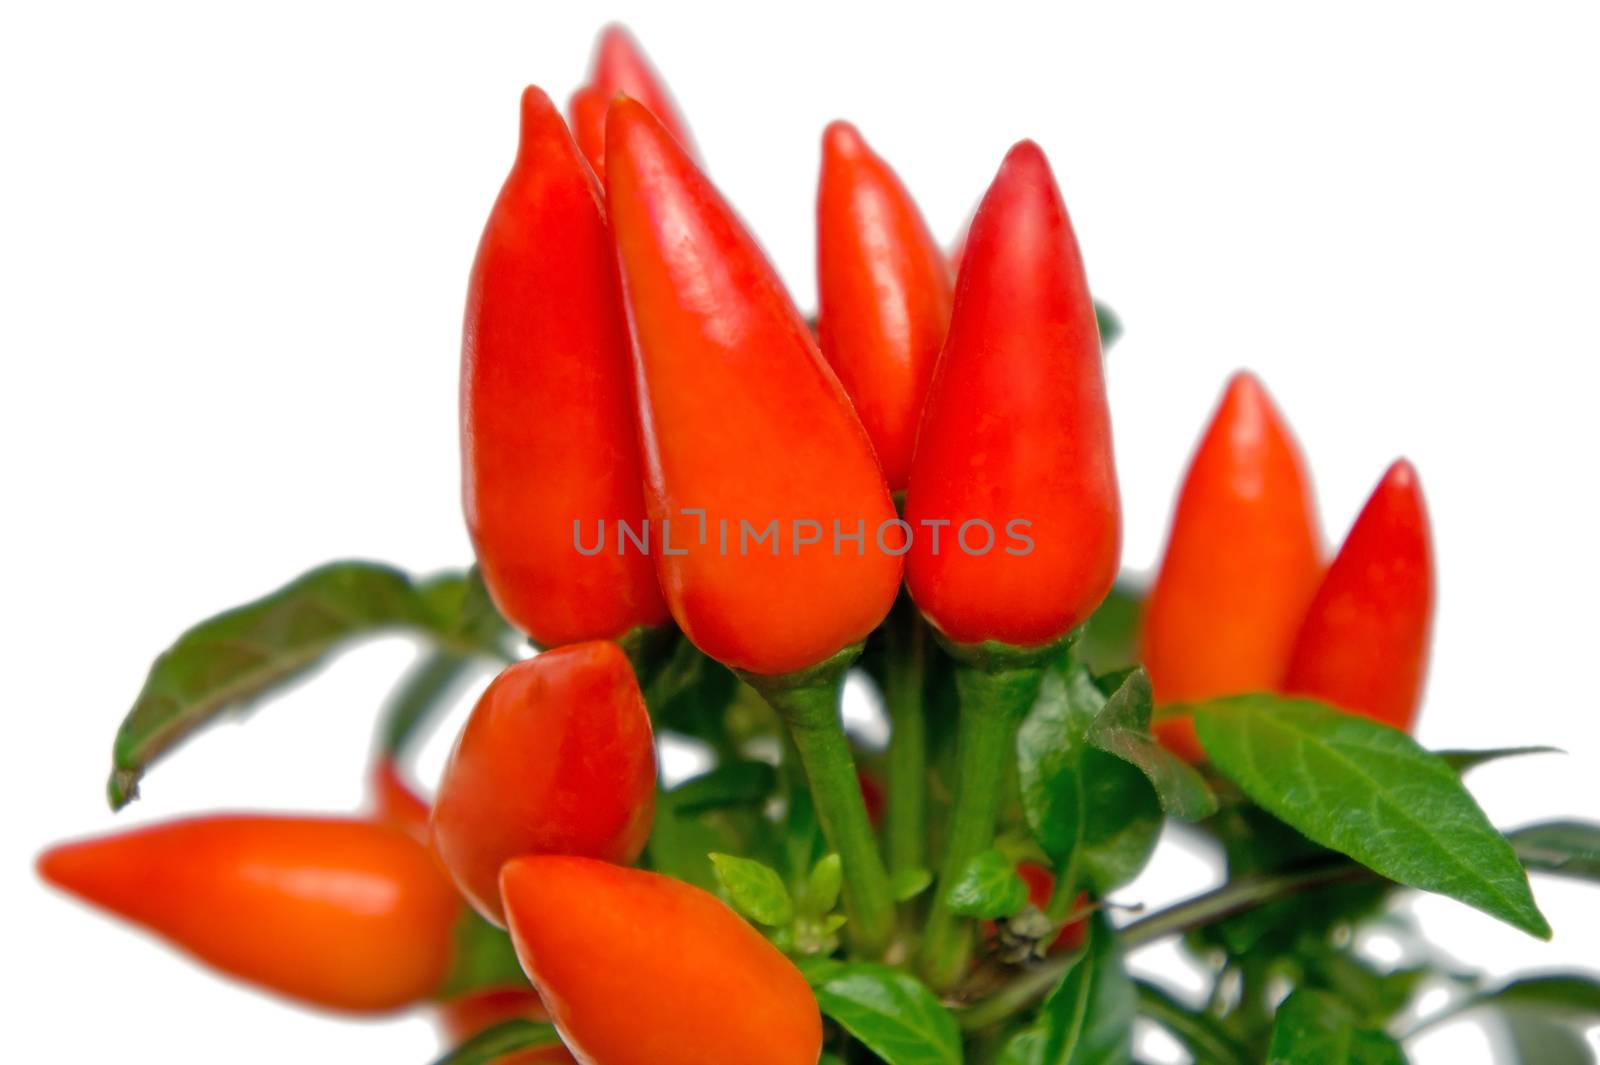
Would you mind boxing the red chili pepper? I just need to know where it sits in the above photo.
[38,816,460,1012]
[439,987,577,1064]
[501,855,822,1065]
[1140,372,1324,761]
[462,86,669,649]
[904,140,1121,650]
[816,120,953,493]
[568,25,698,179]
[566,85,608,180]
[1282,460,1435,732]
[605,97,902,677]
[432,641,656,925]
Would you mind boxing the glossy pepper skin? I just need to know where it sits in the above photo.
[462,86,670,649]
[501,855,823,1065]
[606,98,903,676]
[1141,372,1324,761]
[439,987,577,1064]
[1282,460,1435,732]
[38,816,460,1013]
[569,25,698,180]
[905,141,1121,650]
[432,641,656,925]
[816,121,953,492]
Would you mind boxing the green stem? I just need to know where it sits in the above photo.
[747,649,895,957]
[884,603,928,880]
[956,861,1374,1032]
[919,663,1043,990]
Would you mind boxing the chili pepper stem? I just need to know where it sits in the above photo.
[884,601,928,881]
[742,647,895,957]
[919,662,1043,991]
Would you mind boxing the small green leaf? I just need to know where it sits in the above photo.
[668,760,779,815]
[429,1019,564,1065]
[1435,747,1562,774]
[1267,989,1406,1064]
[1032,914,1136,1064]
[1084,668,1219,821]
[1509,820,1600,882]
[1194,695,1550,939]
[892,867,934,901]
[946,849,1029,919]
[1018,663,1162,893]
[108,561,488,809]
[709,853,794,926]
[805,853,843,915]
[803,960,962,1065]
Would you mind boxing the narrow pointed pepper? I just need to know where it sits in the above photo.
[1282,459,1435,732]
[462,86,669,650]
[38,816,461,1013]
[904,140,1121,988]
[370,757,433,844]
[569,25,698,179]
[432,641,656,926]
[1140,372,1324,761]
[816,120,953,492]
[501,855,822,1065]
[606,97,901,953]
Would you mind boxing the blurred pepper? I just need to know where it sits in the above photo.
[38,816,460,1012]
[439,987,577,1064]
[502,855,822,1065]
[1141,372,1324,761]
[816,120,953,492]
[569,25,698,181]
[462,86,669,649]
[1282,460,1434,732]
[432,641,656,925]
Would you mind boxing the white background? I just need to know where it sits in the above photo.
[2,1,1597,1061]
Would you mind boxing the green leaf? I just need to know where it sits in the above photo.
[1193,695,1550,939]
[429,1019,565,1065]
[803,960,962,1065]
[892,867,934,901]
[437,909,530,999]
[1435,746,1562,774]
[1500,1011,1594,1065]
[107,561,492,809]
[1035,914,1136,1064]
[1084,668,1218,821]
[946,849,1030,919]
[1482,974,1600,1021]
[1018,663,1162,893]
[709,853,795,926]
[668,760,779,815]
[1134,981,1252,1065]
[1077,581,1142,675]
[1509,820,1600,882]
[1267,989,1406,1064]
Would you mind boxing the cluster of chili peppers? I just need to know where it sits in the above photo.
[39,24,1435,1064]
